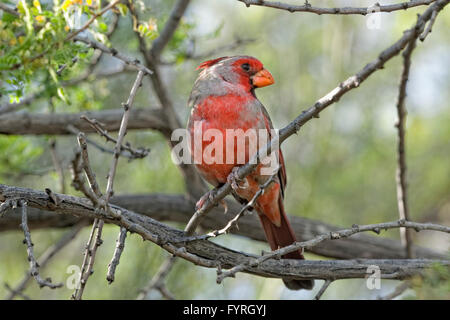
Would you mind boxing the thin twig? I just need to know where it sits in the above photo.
[106,227,127,284]
[72,132,105,300]
[71,218,104,300]
[77,133,103,203]
[395,38,417,258]
[6,222,85,300]
[70,148,99,201]
[177,169,280,242]
[74,35,153,75]
[238,0,436,15]
[66,124,139,160]
[20,201,63,289]
[104,71,145,203]
[49,140,66,194]
[420,9,438,41]
[313,280,333,300]
[377,281,412,300]
[80,115,149,159]
[137,255,177,300]
[66,0,121,41]
[4,283,31,300]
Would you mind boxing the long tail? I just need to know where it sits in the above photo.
[258,197,314,290]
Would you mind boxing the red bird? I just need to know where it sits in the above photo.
[187,56,313,290]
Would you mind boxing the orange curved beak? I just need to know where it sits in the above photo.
[251,68,274,88]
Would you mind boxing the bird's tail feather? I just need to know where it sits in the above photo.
[258,198,314,290]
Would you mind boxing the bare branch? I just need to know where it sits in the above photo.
[76,133,103,204]
[19,201,63,290]
[4,283,31,300]
[80,115,150,159]
[70,149,99,202]
[49,140,66,194]
[6,222,85,300]
[74,35,153,75]
[0,3,19,16]
[395,39,417,258]
[1,185,448,283]
[0,108,168,135]
[137,255,177,300]
[104,71,145,203]
[420,9,439,41]
[66,0,121,41]
[0,194,445,260]
[313,280,333,300]
[106,227,127,284]
[377,281,412,300]
[72,218,104,300]
[216,219,450,283]
[66,124,142,160]
[238,0,436,15]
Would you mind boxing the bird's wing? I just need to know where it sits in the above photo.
[255,101,287,197]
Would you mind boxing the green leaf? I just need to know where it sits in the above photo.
[1,12,18,23]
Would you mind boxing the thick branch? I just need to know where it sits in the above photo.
[0,108,168,135]
[0,185,448,283]
[0,193,445,260]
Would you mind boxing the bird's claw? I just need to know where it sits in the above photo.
[227,166,248,192]
[195,189,218,211]
[195,189,228,214]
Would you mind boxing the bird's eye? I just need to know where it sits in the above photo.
[241,63,250,72]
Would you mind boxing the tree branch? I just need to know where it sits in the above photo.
[80,115,150,159]
[74,35,153,75]
[65,0,121,41]
[19,201,63,290]
[0,108,169,135]
[104,71,145,203]
[6,221,85,300]
[1,185,448,283]
[395,38,417,258]
[106,227,127,284]
[0,193,445,260]
[215,219,450,283]
[238,0,436,15]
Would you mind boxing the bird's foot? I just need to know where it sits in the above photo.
[227,166,249,192]
[195,189,228,214]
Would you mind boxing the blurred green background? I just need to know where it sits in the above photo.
[0,0,449,299]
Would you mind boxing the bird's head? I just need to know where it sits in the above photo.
[197,55,274,92]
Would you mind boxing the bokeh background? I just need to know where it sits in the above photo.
[0,0,449,299]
